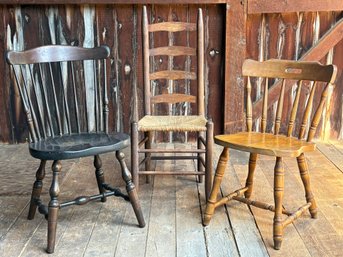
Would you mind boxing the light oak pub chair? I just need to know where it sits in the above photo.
[131,6,214,200]
[6,45,145,253]
[203,59,337,249]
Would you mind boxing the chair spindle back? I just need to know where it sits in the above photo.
[243,59,337,142]
[7,45,110,143]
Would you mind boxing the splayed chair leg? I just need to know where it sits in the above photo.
[28,160,46,220]
[203,147,229,226]
[116,150,145,228]
[47,160,61,254]
[297,153,317,218]
[244,153,258,199]
[273,157,284,250]
[94,155,106,202]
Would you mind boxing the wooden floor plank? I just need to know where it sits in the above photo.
[0,143,342,256]
[316,142,343,173]
[175,143,207,257]
[145,144,176,257]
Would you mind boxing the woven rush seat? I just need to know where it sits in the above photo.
[138,115,207,132]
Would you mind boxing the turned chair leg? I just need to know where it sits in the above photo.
[198,131,205,183]
[244,153,258,199]
[145,131,153,184]
[205,120,214,201]
[273,157,284,250]
[28,160,46,220]
[116,151,145,228]
[297,153,318,218]
[94,155,106,202]
[203,147,229,226]
[47,160,61,254]
[131,122,140,192]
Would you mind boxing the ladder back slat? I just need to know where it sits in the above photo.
[148,22,196,32]
[150,70,196,81]
[149,46,196,57]
[151,93,196,105]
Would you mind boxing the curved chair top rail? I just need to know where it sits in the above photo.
[7,45,110,65]
[242,59,337,84]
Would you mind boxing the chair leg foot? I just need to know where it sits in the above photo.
[47,160,61,254]
[273,236,282,250]
[203,147,229,226]
[28,160,46,220]
[116,151,146,228]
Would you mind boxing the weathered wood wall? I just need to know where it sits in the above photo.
[246,11,343,140]
[0,4,225,143]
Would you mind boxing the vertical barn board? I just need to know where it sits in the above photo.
[117,5,138,133]
[206,4,225,135]
[0,6,11,142]
[224,1,245,134]
[332,39,343,139]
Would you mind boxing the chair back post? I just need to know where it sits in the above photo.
[142,6,151,116]
[197,8,205,117]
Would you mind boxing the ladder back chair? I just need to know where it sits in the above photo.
[203,59,337,249]
[131,6,213,200]
[6,45,145,253]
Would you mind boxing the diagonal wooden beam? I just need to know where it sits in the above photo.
[252,18,343,118]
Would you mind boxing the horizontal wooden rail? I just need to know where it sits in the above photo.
[149,46,196,57]
[150,70,196,80]
[248,0,343,14]
[151,94,196,104]
[1,0,227,4]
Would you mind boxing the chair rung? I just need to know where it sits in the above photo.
[198,135,206,145]
[233,196,293,216]
[138,170,205,175]
[139,149,205,153]
[282,202,311,227]
[60,185,129,208]
[214,187,248,208]
[151,155,198,160]
[138,137,149,147]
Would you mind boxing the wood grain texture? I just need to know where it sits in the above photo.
[248,0,343,14]
[215,132,316,157]
[1,4,225,143]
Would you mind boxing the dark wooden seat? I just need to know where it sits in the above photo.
[6,45,145,253]
[131,6,213,200]
[29,132,129,160]
[203,59,337,250]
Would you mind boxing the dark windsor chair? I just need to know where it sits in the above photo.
[203,59,337,249]
[131,6,214,200]
[6,45,145,253]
